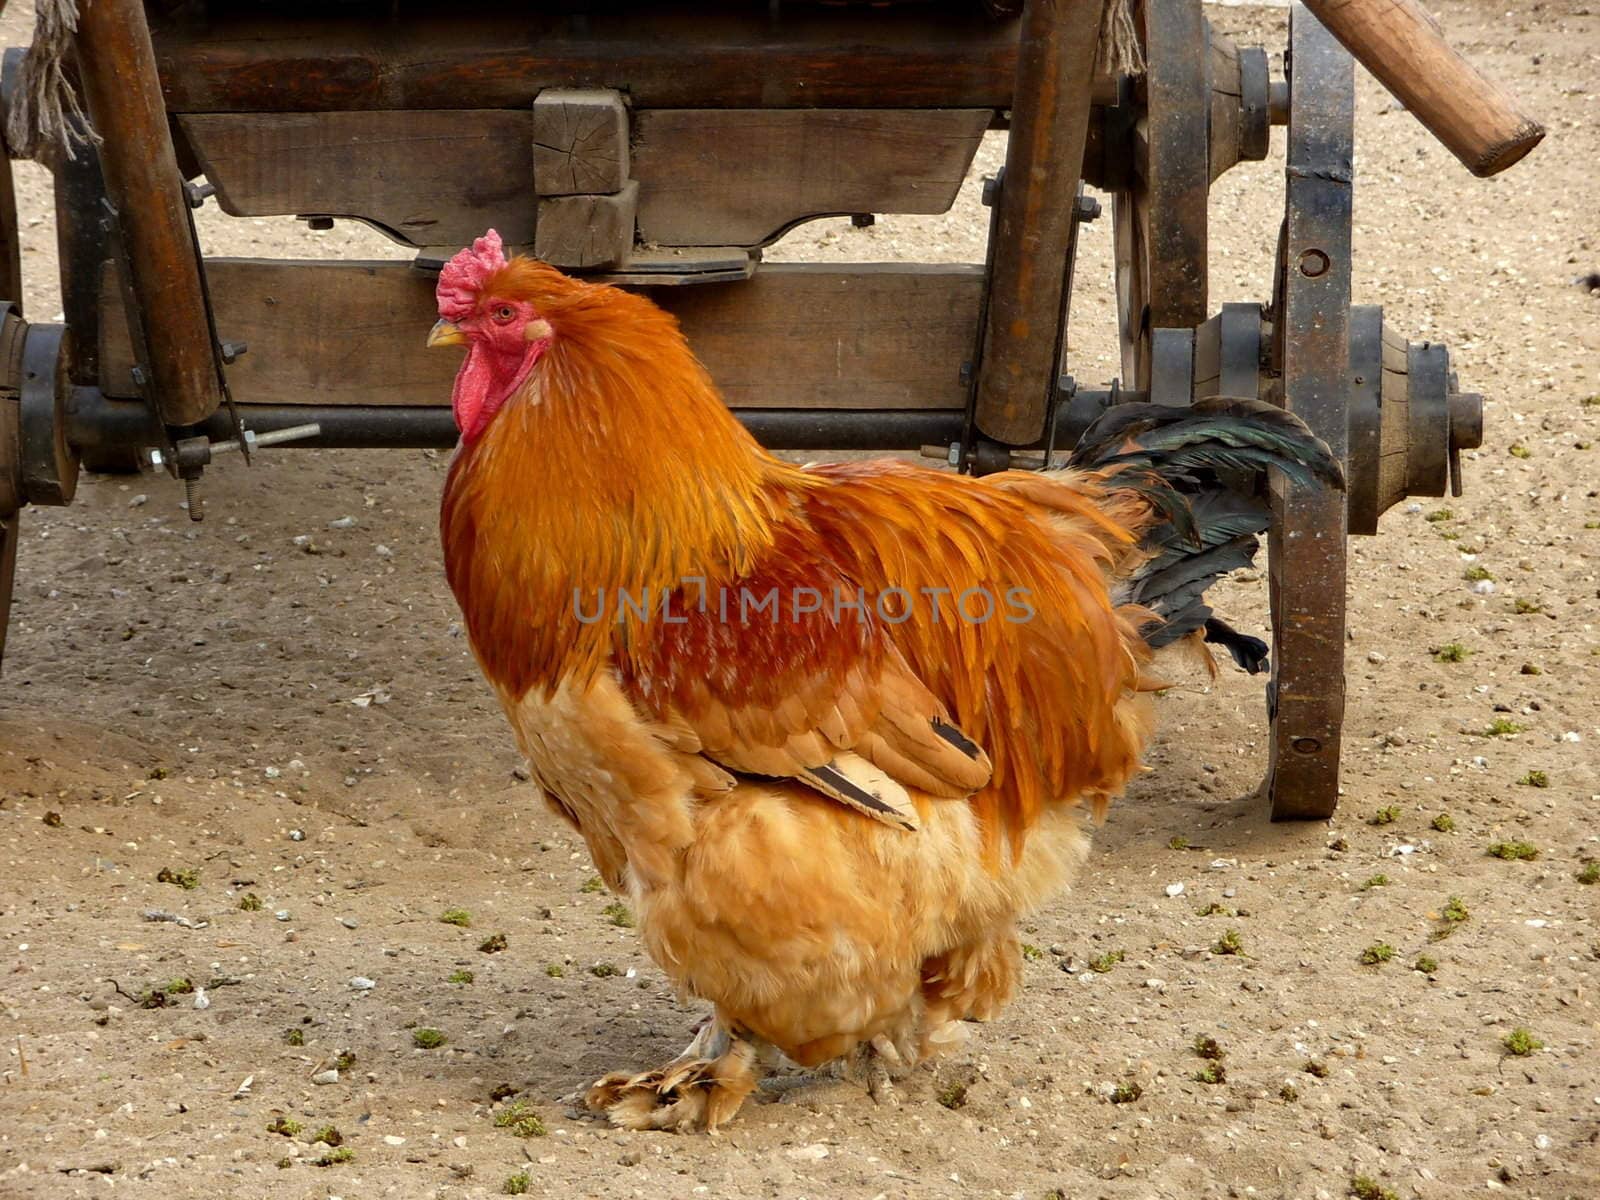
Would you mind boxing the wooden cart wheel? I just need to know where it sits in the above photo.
[1263,3,1356,820]
[0,133,21,669]
[1111,0,1210,393]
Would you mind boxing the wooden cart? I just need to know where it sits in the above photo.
[0,0,1541,819]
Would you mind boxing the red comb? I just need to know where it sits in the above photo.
[437,229,507,320]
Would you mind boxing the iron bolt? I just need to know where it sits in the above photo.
[1074,195,1102,223]
[305,216,334,231]
[184,181,217,209]
[129,365,148,389]
[850,213,875,228]
[220,340,248,365]
[981,176,999,207]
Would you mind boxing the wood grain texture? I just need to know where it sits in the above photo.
[532,90,630,195]
[182,109,989,252]
[179,111,536,246]
[1300,0,1542,176]
[76,0,222,426]
[99,260,982,411]
[535,183,638,269]
[632,109,989,247]
[148,7,1025,112]
[973,0,1104,445]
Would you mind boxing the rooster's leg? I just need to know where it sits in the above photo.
[863,1034,907,1107]
[585,1017,761,1132]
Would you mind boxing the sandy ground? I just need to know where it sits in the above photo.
[2,1,1598,1198]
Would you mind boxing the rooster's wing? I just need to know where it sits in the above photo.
[616,525,990,831]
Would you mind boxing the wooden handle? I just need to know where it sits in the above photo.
[1300,0,1543,177]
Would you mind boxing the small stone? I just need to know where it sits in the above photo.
[383,1135,406,1147]
[263,765,280,779]
[192,988,210,1010]
[1367,651,1387,664]
[328,516,358,529]
[349,976,376,991]
[288,829,305,841]
[1144,978,1168,993]
[1472,580,1496,595]
[1165,882,1185,897]
[786,1144,830,1161]
[274,910,291,921]
[128,494,148,508]
[312,1069,339,1085]
[340,917,359,929]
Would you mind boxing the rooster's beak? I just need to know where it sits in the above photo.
[427,319,466,349]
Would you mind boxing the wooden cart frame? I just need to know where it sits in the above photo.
[0,0,1540,819]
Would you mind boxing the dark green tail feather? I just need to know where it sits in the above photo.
[1069,397,1344,657]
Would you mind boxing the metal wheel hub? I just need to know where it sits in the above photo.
[1,307,77,514]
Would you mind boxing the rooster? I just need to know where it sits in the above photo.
[429,231,1341,1131]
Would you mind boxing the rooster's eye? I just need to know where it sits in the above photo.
[492,305,515,323]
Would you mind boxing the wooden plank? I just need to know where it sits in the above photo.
[631,109,989,247]
[98,260,983,411]
[148,7,1028,112]
[179,111,536,246]
[182,108,990,251]
[974,0,1104,445]
[535,183,638,269]
[78,0,222,426]
[1143,0,1210,330]
[532,90,630,195]
[655,264,983,410]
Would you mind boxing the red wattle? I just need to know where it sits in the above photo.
[451,341,548,443]
[452,344,494,441]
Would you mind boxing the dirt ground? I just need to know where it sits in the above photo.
[2,1,1597,1197]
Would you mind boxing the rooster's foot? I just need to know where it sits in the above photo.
[867,1034,909,1106]
[585,1023,758,1132]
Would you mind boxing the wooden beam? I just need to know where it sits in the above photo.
[532,90,630,195]
[76,0,222,426]
[973,0,1104,445]
[179,108,990,251]
[98,260,982,411]
[632,109,988,247]
[180,111,536,246]
[148,7,1028,112]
